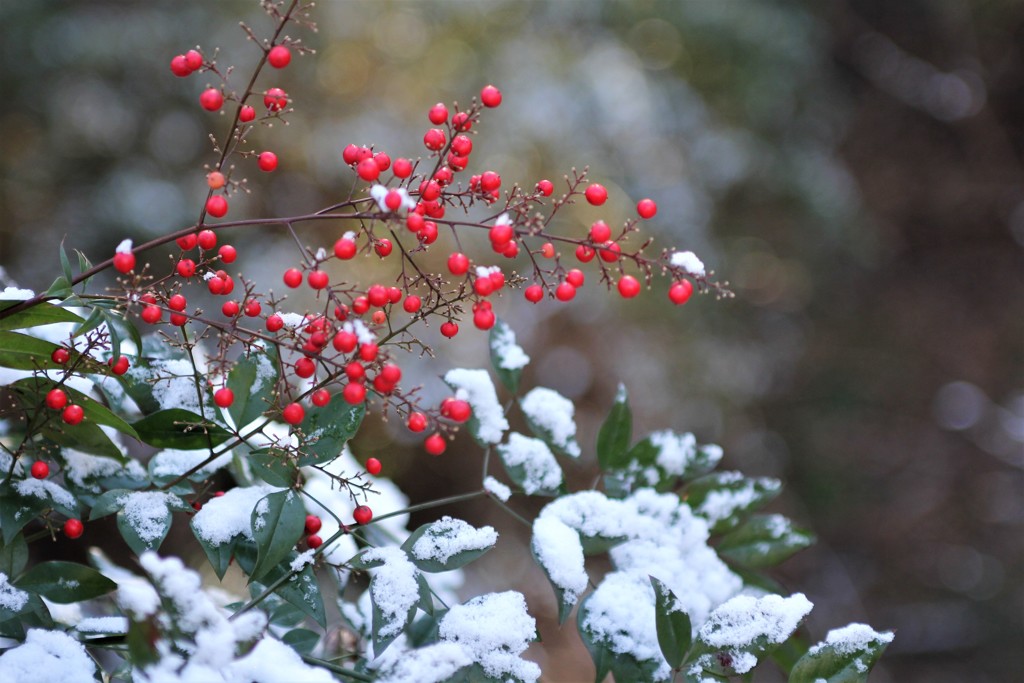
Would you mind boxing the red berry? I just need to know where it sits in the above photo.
[423,128,446,151]
[387,287,403,304]
[342,382,366,405]
[448,252,470,276]
[408,412,427,432]
[283,268,303,288]
[268,45,291,69]
[206,195,228,218]
[489,223,513,245]
[50,348,70,365]
[480,84,502,107]
[474,276,494,297]
[306,534,323,549]
[374,152,391,172]
[30,461,49,479]
[222,300,240,317]
[266,314,284,332]
[353,505,373,525]
[177,233,198,250]
[424,433,446,456]
[419,179,441,201]
[536,179,554,196]
[589,220,612,243]
[109,356,130,376]
[344,361,365,382]
[170,313,187,327]
[585,183,608,206]
[555,282,576,301]
[565,269,585,288]
[524,284,544,303]
[239,105,256,123]
[384,189,403,211]
[170,55,191,77]
[334,237,357,259]
[282,402,305,425]
[367,285,389,308]
[393,157,413,178]
[241,299,259,317]
[541,243,555,259]
[480,171,501,192]
[575,245,595,263]
[199,88,223,112]
[356,157,379,181]
[440,321,458,338]
[618,275,641,298]
[113,251,136,274]
[669,280,694,305]
[308,270,329,290]
[63,519,84,539]
[197,229,217,250]
[263,87,288,111]
[167,294,187,312]
[451,134,473,157]
[366,457,382,476]
[185,50,203,71]
[598,241,621,263]
[62,404,84,425]
[452,111,472,131]
[141,305,162,324]
[444,399,472,423]
[636,198,657,219]
[359,343,378,362]
[375,239,393,257]
[304,514,322,534]
[46,388,67,410]
[474,307,495,330]
[295,357,316,379]
[418,221,439,244]
[218,244,237,263]
[428,102,448,125]
[214,388,234,408]
[342,144,361,165]
[333,330,358,353]
[311,389,331,407]
[403,295,422,313]
[258,151,278,172]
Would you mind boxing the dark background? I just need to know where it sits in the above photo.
[1,1,1021,681]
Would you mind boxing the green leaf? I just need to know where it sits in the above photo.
[227,344,280,429]
[717,514,815,569]
[370,572,419,656]
[248,448,299,487]
[0,486,47,544]
[0,303,84,332]
[576,592,617,683]
[298,397,364,466]
[14,560,117,603]
[531,543,575,625]
[250,490,306,581]
[59,241,74,285]
[73,307,106,339]
[259,560,326,628]
[0,591,52,639]
[597,384,632,470]
[401,520,497,573]
[126,616,160,669]
[0,331,64,370]
[686,471,781,535]
[89,489,131,520]
[116,492,183,555]
[281,628,321,655]
[195,531,236,581]
[0,534,28,578]
[789,627,893,683]
[132,408,232,449]
[10,376,139,447]
[488,318,526,394]
[651,576,692,670]
[44,275,72,299]
[416,572,435,616]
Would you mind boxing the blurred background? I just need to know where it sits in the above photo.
[1,0,1021,681]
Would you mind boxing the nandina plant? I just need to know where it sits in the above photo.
[0,2,893,681]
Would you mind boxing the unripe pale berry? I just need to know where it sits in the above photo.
[424,433,446,456]
[46,388,67,410]
[268,45,291,68]
[214,388,234,408]
[618,275,641,298]
[206,195,228,218]
[480,84,502,107]
[30,461,49,479]
[637,198,657,219]
[258,151,278,172]
[199,88,223,112]
[282,402,305,425]
[63,519,84,539]
[207,172,226,190]
[366,457,382,475]
[113,251,136,274]
[62,404,84,425]
[669,280,694,305]
[353,505,373,525]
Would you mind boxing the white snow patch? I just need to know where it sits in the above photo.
[489,321,530,371]
[14,478,76,511]
[361,546,420,641]
[192,485,282,546]
[810,622,894,656]
[443,368,508,444]
[376,642,473,683]
[0,287,35,300]
[497,432,563,494]
[115,239,133,254]
[438,591,539,682]
[520,387,580,457]
[0,629,96,683]
[74,616,129,635]
[670,250,705,276]
[0,573,29,611]
[120,491,176,543]
[483,476,511,502]
[531,517,587,606]
[62,448,146,492]
[411,516,497,565]
[150,448,231,480]
[370,184,416,212]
